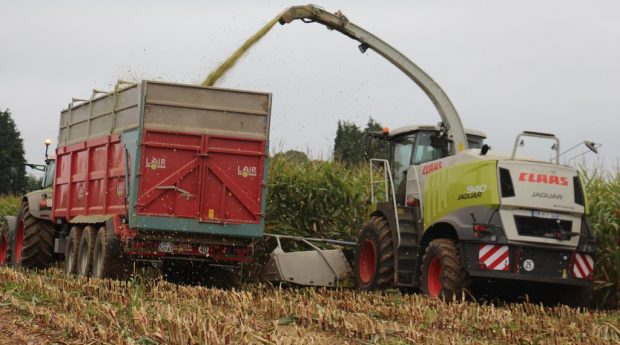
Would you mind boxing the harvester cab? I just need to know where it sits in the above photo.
[367,125,487,206]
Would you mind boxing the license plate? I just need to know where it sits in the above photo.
[198,245,209,256]
[158,241,174,253]
[530,210,560,219]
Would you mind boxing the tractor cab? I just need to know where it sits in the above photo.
[24,138,55,189]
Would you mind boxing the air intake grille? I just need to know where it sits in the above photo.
[514,215,572,238]
[499,168,515,197]
[574,176,585,206]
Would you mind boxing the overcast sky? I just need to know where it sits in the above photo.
[1,0,618,173]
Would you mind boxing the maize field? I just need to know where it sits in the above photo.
[0,267,619,344]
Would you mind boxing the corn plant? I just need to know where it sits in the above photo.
[583,170,620,308]
[0,195,21,218]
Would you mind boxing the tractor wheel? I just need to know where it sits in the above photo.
[77,226,97,276]
[64,226,82,275]
[11,201,54,269]
[354,216,394,290]
[0,222,9,266]
[92,225,128,279]
[421,238,470,299]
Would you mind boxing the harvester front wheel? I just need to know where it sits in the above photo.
[421,238,470,299]
[77,226,97,276]
[354,216,394,290]
[92,225,128,279]
[64,226,82,275]
[11,201,54,269]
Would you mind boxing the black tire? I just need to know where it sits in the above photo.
[0,222,9,266]
[77,226,97,277]
[421,238,470,299]
[354,216,394,290]
[11,201,54,269]
[162,260,204,285]
[559,285,594,308]
[92,225,128,279]
[205,266,243,289]
[64,226,82,275]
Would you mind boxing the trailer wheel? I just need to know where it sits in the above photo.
[162,260,204,285]
[77,226,97,277]
[421,238,470,299]
[354,216,394,290]
[64,226,82,275]
[205,266,243,289]
[92,226,127,279]
[11,201,54,269]
[0,223,8,266]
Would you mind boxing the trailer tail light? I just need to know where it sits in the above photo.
[499,168,515,197]
[571,253,594,280]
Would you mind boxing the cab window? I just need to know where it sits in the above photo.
[42,160,55,188]
[392,134,415,189]
[467,135,484,149]
[412,132,445,165]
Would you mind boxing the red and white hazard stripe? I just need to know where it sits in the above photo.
[572,253,594,279]
[479,244,510,271]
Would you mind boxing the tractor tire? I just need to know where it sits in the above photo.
[64,226,82,275]
[11,201,54,269]
[77,226,97,277]
[92,225,128,279]
[0,222,9,266]
[354,216,394,290]
[421,238,470,300]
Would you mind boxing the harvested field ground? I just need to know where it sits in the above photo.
[0,268,618,344]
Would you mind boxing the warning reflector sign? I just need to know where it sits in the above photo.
[479,244,510,271]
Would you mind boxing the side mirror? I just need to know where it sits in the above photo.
[480,144,491,156]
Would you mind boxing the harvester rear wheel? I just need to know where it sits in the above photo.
[77,226,97,276]
[11,201,54,269]
[0,223,9,266]
[64,226,82,275]
[559,285,594,308]
[354,216,394,290]
[421,238,470,299]
[92,225,128,279]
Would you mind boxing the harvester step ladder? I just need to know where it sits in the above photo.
[369,159,401,247]
[396,232,419,288]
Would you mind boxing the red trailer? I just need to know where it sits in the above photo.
[2,80,271,283]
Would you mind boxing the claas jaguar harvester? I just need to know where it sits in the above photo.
[0,81,271,284]
[264,5,597,306]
